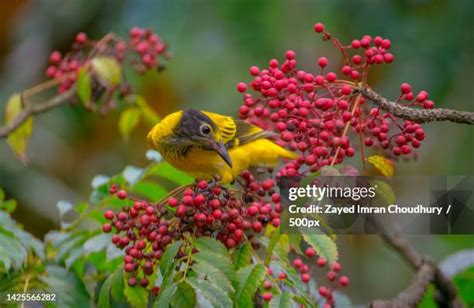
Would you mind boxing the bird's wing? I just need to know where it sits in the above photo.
[233,119,276,145]
[202,111,275,146]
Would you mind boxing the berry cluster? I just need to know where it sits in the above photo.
[45,27,169,94]
[103,173,281,288]
[237,22,434,175]
[261,248,349,307]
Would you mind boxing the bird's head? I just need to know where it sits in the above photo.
[148,109,233,168]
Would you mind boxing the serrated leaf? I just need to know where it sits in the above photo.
[124,279,149,307]
[98,270,113,308]
[367,155,394,177]
[91,56,121,86]
[288,233,302,255]
[154,284,177,308]
[171,281,196,308]
[194,237,228,256]
[4,94,33,162]
[236,264,266,308]
[269,292,293,308]
[76,67,91,106]
[193,250,236,285]
[302,233,338,264]
[187,277,232,308]
[232,242,251,270]
[193,260,234,296]
[119,107,141,140]
[159,240,182,289]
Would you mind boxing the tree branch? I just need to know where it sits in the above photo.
[358,88,474,125]
[0,88,75,139]
[369,217,464,308]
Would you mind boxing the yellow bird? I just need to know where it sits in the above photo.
[147,109,297,183]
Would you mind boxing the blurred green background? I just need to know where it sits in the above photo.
[0,0,473,304]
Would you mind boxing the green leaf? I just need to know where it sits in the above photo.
[41,265,90,307]
[91,56,121,86]
[171,281,196,308]
[232,242,252,270]
[0,199,17,213]
[145,162,194,186]
[98,270,114,308]
[124,279,149,307]
[0,188,4,201]
[193,250,236,286]
[76,67,92,106]
[154,284,177,308]
[192,260,235,296]
[119,107,141,140]
[132,95,160,126]
[4,94,33,162]
[265,227,281,266]
[187,277,233,308]
[131,181,168,201]
[110,269,125,303]
[269,292,293,308]
[288,233,303,255]
[159,240,182,288]
[302,232,338,264]
[236,264,266,308]
[194,237,228,256]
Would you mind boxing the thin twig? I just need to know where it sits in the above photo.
[0,88,76,138]
[369,217,464,307]
[358,88,474,125]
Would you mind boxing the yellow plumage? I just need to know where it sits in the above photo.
[147,109,297,183]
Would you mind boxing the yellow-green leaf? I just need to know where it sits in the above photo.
[4,94,33,162]
[367,155,394,177]
[130,95,160,126]
[91,56,121,86]
[76,67,91,106]
[119,107,141,140]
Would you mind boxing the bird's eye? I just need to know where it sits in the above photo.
[200,124,212,136]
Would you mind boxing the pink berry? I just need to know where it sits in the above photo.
[75,32,87,44]
[314,23,325,33]
[237,82,247,93]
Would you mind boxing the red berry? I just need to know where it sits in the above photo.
[102,223,112,233]
[237,82,247,93]
[314,23,325,33]
[400,83,412,94]
[317,257,327,267]
[117,190,128,200]
[293,258,303,268]
[128,277,137,287]
[75,32,87,44]
[305,247,316,258]
[49,51,62,64]
[331,262,341,272]
[319,286,328,297]
[317,57,328,68]
[168,197,179,207]
[278,272,287,279]
[301,273,310,283]
[285,50,296,60]
[339,276,349,286]
[249,66,260,76]
[262,292,273,301]
[104,210,114,220]
[351,40,361,49]
[263,280,272,289]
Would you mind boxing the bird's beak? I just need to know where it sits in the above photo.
[211,140,232,168]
